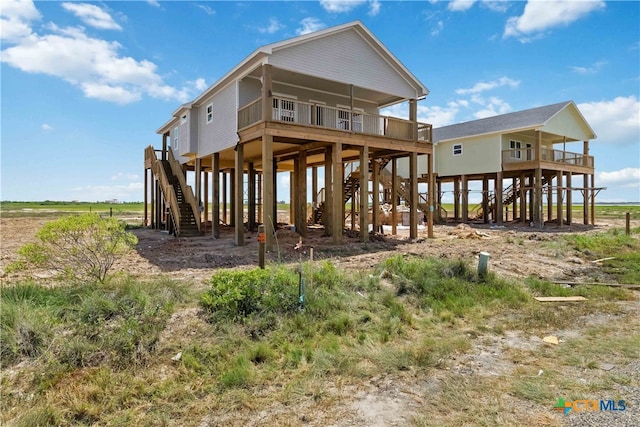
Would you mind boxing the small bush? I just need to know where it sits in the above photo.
[201,267,299,322]
[11,213,138,283]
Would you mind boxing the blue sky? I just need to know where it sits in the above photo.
[1,0,639,203]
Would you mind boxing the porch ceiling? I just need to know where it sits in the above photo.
[247,67,404,107]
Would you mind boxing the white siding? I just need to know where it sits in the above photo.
[176,110,197,157]
[270,29,417,100]
[198,81,238,156]
[239,78,261,107]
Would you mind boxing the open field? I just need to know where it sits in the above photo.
[1,205,639,426]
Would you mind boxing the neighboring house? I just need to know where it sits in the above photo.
[432,101,598,226]
[144,21,434,246]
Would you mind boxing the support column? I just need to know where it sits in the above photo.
[195,158,202,209]
[482,176,489,224]
[324,146,333,235]
[453,177,460,221]
[427,153,434,237]
[332,142,343,243]
[512,177,518,222]
[583,140,590,225]
[519,173,526,223]
[461,175,468,223]
[273,159,278,231]
[144,167,148,226]
[212,153,220,238]
[204,167,209,229]
[295,151,307,237]
[289,171,295,225]
[535,167,543,227]
[234,145,244,245]
[248,162,256,231]
[372,157,380,234]
[359,146,369,242]
[229,170,235,227]
[567,172,572,225]
[222,172,227,224]
[495,172,503,225]
[257,173,263,224]
[556,171,563,228]
[262,135,275,250]
[150,173,155,228]
[409,152,418,238]
[312,166,318,214]
[547,174,553,222]
[391,158,397,235]
[590,174,595,225]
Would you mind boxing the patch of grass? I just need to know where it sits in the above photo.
[381,255,529,320]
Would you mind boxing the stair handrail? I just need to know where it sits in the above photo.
[167,148,201,233]
[148,149,182,236]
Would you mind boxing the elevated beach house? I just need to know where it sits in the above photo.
[145,21,434,247]
[432,101,598,226]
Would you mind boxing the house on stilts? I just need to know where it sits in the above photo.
[144,22,602,245]
[432,101,600,227]
[144,21,435,248]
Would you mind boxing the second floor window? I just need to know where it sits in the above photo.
[173,126,179,149]
[206,104,213,123]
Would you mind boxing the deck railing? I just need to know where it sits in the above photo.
[238,96,432,142]
[145,146,181,235]
[502,148,593,167]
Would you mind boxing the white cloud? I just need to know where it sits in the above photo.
[570,60,606,75]
[482,1,509,13]
[597,168,640,187]
[1,4,203,105]
[471,96,511,119]
[41,123,53,131]
[368,0,381,16]
[448,0,476,12]
[319,0,366,13]
[61,2,122,31]
[504,0,605,42]
[258,18,284,34]
[0,0,41,42]
[431,20,444,37]
[147,0,160,7]
[296,17,325,35]
[455,77,520,95]
[195,4,215,16]
[578,96,640,145]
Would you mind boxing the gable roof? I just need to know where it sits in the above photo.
[433,101,596,143]
[191,20,428,106]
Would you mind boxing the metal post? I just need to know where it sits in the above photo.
[258,224,266,268]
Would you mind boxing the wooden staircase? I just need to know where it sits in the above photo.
[476,175,552,221]
[145,146,202,237]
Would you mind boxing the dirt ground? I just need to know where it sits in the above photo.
[0,214,631,286]
[1,214,638,426]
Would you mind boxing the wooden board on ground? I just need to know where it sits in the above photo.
[534,296,587,302]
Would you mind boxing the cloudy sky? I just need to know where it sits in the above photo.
[1,0,638,203]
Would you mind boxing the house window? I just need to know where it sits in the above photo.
[510,140,521,159]
[180,113,188,125]
[173,126,179,149]
[273,98,295,122]
[206,104,213,123]
[453,144,462,156]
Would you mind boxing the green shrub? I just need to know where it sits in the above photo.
[10,213,138,283]
[201,267,299,322]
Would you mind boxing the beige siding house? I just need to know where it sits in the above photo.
[432,101,598,226]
